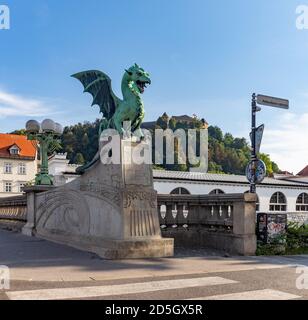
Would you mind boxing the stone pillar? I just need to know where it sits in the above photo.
[22,185,55,236]
[232,193,257,255]
[25,138,174,259]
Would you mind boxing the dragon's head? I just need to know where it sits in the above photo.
[125,63,151,94]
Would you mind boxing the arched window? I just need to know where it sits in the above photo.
[269,192,287,212]
[170,187,190,195]
[296,193,308,212]
[209,189,225,195]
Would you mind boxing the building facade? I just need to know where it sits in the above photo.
[153,170,308,224]
[0,134,37,198]
[48,153,81,186]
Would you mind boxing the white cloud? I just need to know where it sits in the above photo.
[0,89,54,118]
[261,112,308,174]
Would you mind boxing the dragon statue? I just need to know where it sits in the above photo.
[72,63,151,173]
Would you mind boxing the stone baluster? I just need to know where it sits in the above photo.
[159,204,167,229]
[171,204,178,228]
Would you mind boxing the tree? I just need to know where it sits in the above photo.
[82,133,89,147]
[208,161,224,173]
[169,118,177,130]
[74,153,85,165]
[10,129,26,135]
[208,126,223,142]
[56,115,280,176]
[157,112,169,129]
[224,133,234,147]
[232,137,247,149]
[272,161,280,173]
[259,153,274,176]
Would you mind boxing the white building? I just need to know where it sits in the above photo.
[48,153,81,186]
[0,134,38,198]
[153,170,308,223]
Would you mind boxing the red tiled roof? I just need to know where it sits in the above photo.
[0,134,36,159]
[297,165,308,177]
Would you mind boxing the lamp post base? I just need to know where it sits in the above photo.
[35,173,53,186]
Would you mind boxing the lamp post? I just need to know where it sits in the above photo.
[26,119,63,186]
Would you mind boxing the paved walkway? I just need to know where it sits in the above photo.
[1,229,308,300]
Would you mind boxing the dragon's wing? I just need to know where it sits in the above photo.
[71,70,121,119]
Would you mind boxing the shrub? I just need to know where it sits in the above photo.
[257,222,308,256]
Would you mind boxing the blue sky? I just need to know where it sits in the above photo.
[1,0,308,172]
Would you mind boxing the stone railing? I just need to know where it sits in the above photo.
[0,192,257,255]
[157,193,257,255]
[0,196,27,230]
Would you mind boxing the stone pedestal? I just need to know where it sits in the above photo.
[22,185,55,236]
[232,193,257,255]
[26,139,174,259]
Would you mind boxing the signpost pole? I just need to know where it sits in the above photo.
[250,93,257,193]
[247,93,288,193]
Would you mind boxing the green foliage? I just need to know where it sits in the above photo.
[152,165,165,171]
[286,222,308,251]
[208,128,251,175]
[59,119,100,164]
[47,140,62,156]
[208,126,223,142]
[10,129,27,135]
[257,222,308,256]
[208,162,224,174]
[56,114,279,175]
[258,153,280,176]
[74,153,85,165]
[169,118,177,130]
[157,112,169,130]
[256,243,286,256]
[272,161,280,173]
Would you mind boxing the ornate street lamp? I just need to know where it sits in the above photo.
[26,119,63,186]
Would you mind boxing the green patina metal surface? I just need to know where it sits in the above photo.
[27,133,61,186]
[72,64,151,138]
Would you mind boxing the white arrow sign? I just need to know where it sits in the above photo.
[250,124,264,154]
[257,95,289,109]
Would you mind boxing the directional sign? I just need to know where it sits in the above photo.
[257,95,289,109]
[246,160,267,184]
[250,124,264,154]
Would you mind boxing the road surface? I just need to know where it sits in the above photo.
[1,229,308,300]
